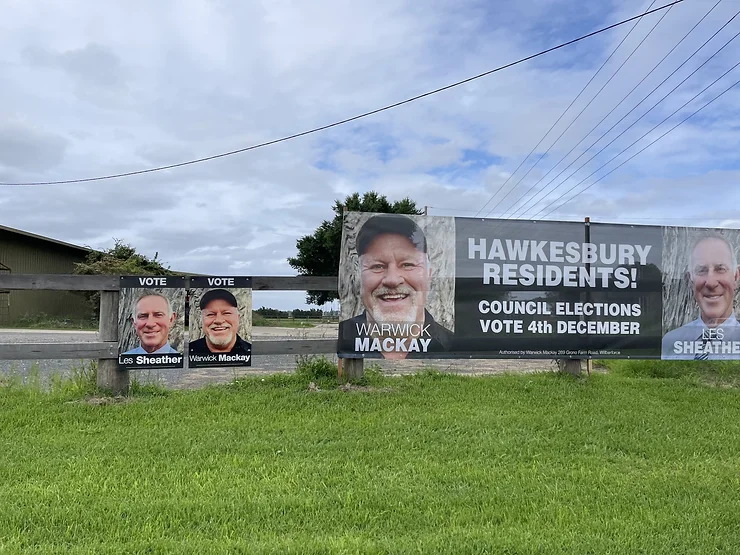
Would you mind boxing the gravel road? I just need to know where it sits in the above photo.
[0,325,561,390]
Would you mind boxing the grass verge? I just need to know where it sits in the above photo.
[1,365,739,553]
[252,313,317,328]
[7,312,98,331]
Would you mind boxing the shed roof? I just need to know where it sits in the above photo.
[0,224,92,254]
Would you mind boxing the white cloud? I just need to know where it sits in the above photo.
[0,0,738,310]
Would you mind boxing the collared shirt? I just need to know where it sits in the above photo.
[682,313,739,331]
[123,342,179,355]
[662,313,740,360]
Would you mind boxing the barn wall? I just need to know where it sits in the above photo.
[0,229,92,326]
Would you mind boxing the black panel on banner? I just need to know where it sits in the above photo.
[189,276,253,288]
[120,275,186,288]
[453,218,663,358]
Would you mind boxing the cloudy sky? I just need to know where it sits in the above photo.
[2,0,738,310]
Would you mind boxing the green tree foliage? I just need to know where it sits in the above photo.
[255,307,290,318]
[288,191,422,305]
[73,239,175,311]
[74,239,174,276]
[292,308,323,319]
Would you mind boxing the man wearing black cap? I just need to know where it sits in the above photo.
[339,213,453,359]
[189,289,252,355]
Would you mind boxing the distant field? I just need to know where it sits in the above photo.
[1,360,739,553]
[253,317,317,328]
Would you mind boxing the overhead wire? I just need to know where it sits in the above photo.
[500,0,725,221]
[426,205,740,221]
[505,12,740,221]
[0,1,683,187]
[480,0,676,219]
[532,63,740,220]
[471,0,662,217]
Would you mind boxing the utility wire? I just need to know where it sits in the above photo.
[501,0,724,221]
[472,0,661,218]
[532,64,740,220]
[481,0,674,219]
[507,14,740,221]
[0,0,683,187]
[426,205,740,221]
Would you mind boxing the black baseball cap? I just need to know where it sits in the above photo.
[199,288,238,310]
[356,214,427,256]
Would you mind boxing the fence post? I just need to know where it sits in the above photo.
[97,290,127,394]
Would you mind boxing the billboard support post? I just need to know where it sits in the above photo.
[557,216,591,377]
[336,204,361,380]
[342,358,364,382]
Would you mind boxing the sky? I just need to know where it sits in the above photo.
[1,0,739,310]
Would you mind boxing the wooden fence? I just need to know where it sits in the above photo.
[0,274,579,395]
[0,274,368,394]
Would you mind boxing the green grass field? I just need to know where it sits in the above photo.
[7,313,98,331]
[1,360,739,554]
[251,314,318,328]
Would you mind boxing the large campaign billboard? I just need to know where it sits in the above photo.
[338,212,740,360]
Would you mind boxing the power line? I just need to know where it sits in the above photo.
[481,0,676,219]
[0,0,684,187]
[426,205,740,221]
[533,65,740,220]
[501,0,725,221]
[508,15,740,221]
[471,0,662,217]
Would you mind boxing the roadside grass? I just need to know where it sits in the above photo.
[252,313,318,328]
[1,363,739,553]
[7,312,98,331]
[599,358,740,388]
[255,318,316,328]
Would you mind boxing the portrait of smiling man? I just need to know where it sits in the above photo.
[189,288,252,355]
[122,291,179,355]
[662,233,740,360]
[338,213,454,359]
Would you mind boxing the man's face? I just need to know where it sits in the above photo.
[202,298,239,350]
[690,238,739,325]
[360,233,431,325]
[133,295,175,353]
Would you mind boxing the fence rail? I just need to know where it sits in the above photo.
[0,274,351,393]
[0,273,580,392]
[0,274,338,291]
[0,339,337,361]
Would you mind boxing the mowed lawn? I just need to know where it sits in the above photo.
[1,364,739,554]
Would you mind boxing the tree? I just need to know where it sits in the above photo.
[288,191,423,305]
[74,239,174,277]
[73,239,176,312]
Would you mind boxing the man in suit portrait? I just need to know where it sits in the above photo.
[122,291,179,355]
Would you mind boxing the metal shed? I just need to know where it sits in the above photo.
[0,224,93,326]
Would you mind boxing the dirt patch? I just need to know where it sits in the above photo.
[70,396,132,406]
[339,383,394,393]
[306,381,394,394]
